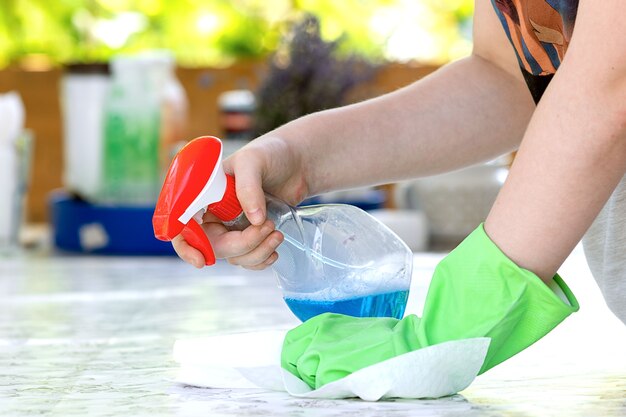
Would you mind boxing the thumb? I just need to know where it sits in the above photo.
[228,155,267,226]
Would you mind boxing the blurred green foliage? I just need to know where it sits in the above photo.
[0,0,473,68]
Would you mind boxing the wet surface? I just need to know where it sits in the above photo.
[0,246,624,416]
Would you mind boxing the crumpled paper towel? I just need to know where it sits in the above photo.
[173,330,490,401]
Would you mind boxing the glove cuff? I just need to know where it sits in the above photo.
[421,223,579,373]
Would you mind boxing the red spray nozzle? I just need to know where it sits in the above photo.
[153,136,243,266]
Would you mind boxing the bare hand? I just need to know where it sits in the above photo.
[172,135,306,270]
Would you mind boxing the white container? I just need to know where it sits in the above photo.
[0,146,18,248]
[60,63,110,200]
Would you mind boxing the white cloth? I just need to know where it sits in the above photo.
[173,330,490,401]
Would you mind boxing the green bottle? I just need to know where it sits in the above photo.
[102,55,162,205]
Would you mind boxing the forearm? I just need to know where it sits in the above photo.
[485,61,626,281]
[273,54,535,195]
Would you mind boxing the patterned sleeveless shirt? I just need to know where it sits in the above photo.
[491,0,580,102]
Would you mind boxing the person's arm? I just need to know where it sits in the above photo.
[265,0,533,199]
[484,0,626,282]
[175,0,534,269]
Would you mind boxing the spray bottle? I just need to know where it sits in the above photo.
[153,136,413,321]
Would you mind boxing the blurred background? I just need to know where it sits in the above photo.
[0,0,510,255]
[0,0,473,67]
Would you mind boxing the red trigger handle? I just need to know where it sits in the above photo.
[181,220,216,266]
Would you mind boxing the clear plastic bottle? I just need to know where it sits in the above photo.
[153,136,413,322]
[224,194,413,322]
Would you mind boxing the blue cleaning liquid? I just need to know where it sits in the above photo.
[284,290,409,322]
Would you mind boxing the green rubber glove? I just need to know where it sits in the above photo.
[282,224,579,389]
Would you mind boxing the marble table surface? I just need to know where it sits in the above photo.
[0,245,625,416]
